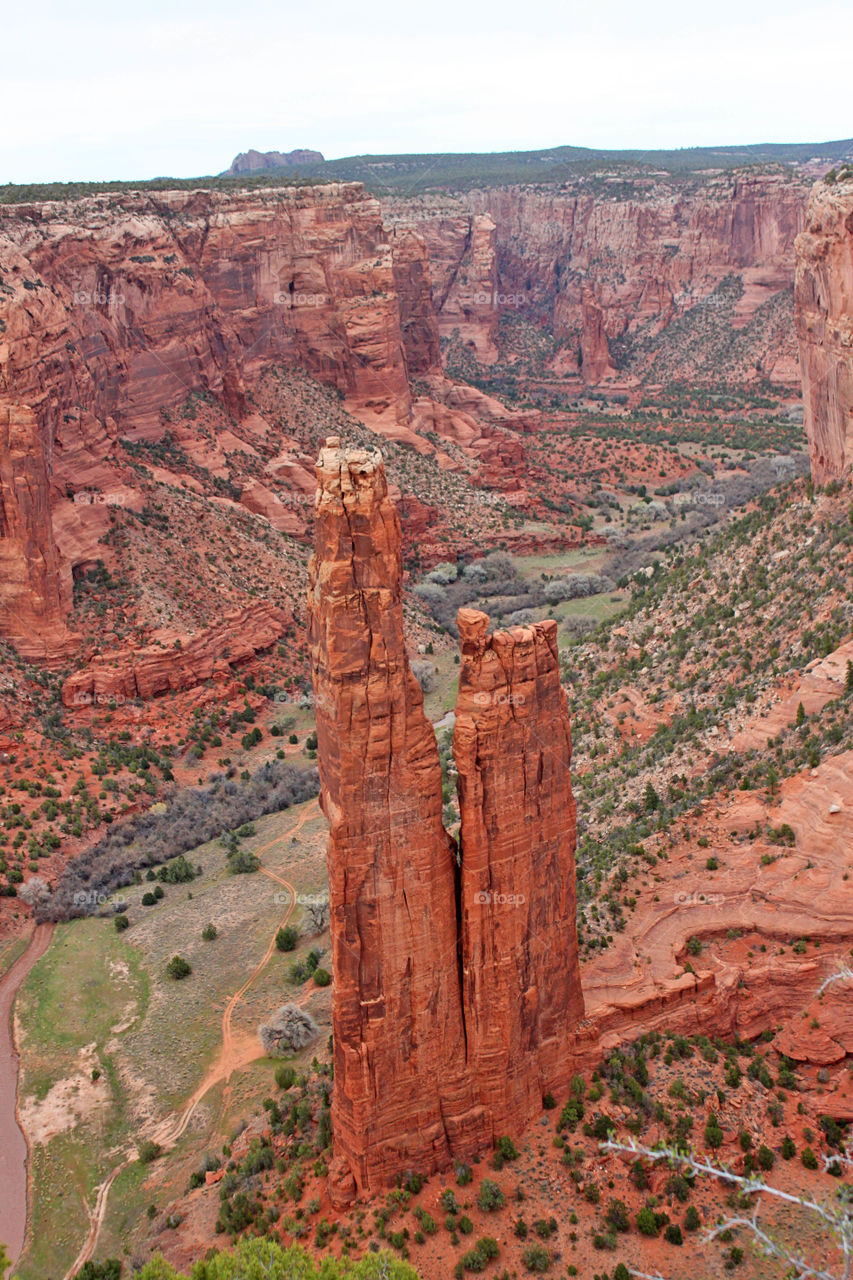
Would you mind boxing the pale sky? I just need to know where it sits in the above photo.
[3,0,851,183]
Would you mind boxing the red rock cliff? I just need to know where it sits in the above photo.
[307,439,489,1204]
[795,179,853,481]
[0,403,76,662]
[454,608,585,1124]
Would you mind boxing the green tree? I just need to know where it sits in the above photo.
[165,955,191,980]
[276,925,298,951]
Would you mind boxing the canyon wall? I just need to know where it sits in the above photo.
[306,439,490,1204]
[0,184,443,657]
[308,444,586,1199]
[386,171,809,382]
[454,608,585,1120]
[795,179,853,481]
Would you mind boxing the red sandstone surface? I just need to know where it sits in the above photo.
[454,608,586,1120]
[796,177,853,480]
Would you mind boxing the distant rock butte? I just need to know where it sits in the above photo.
[226,148,324,174]
[308,443,586,1201]
[795,179,853,480]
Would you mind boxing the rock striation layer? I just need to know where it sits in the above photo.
[795,179,853,481]
[308,444,586,1200]
[307,439,489,1204]
[454,608,586,1121]
[60,602,288,707]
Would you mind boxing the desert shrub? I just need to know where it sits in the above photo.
[312,967,331,987]
[138,1139,161,1164]
[166,955,191,980]
[801,1147,818,1169]
[684,1204,701,1231]
[75,1262,121,1280]
[275,1064,296,1090]
[521,1244,551,1272]
[664,1223,683,1245]
[156,854,197,884]
[495,1136,519,1161]
[636,1206,659,1236]
[605,1199,630,1232]
[477,1179,506,1212]
[276,925,299,951]
[258,1004,319,1055]
[114,913,130,932]
[201,923,217,940]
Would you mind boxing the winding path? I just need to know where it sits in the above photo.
[0,922,54,1263]
[61,798,319,1280]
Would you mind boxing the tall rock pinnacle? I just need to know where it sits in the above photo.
[454,608,586,1123]
[307,439,489,1204]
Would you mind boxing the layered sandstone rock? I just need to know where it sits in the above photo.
[307,439,488,1203]
[454,609,585,1120]
[60,602,287,706]
[795,179,853,480]
[0,184,419,444]
[0,403,76,661]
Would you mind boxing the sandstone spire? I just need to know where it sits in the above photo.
[454,608,585,1122]
[307,439,488,1204]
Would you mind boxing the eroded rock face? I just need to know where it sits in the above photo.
[60,602,288,706]
[0,403,76,662]
[454,608,586,1122]
[307,439,489,1204]
[795,180,853,480]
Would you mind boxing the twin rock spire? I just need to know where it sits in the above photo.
[307,438,586,1204]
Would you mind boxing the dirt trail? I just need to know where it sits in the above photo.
[0,922,54,1263]
[61,799,319,1280]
